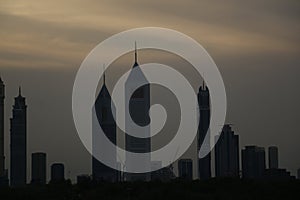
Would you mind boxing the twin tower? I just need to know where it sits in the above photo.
[92,46,211,182]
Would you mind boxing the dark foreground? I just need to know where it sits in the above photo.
[0,178,300,200]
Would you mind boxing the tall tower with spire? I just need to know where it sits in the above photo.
[197,81,211,180]
[10,87,27,187]
[125,43,151,181]
[92,68,118,182]
[0,77,5,177]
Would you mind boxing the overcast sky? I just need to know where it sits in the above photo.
[0,0,299,181]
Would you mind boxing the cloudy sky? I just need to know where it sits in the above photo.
[0,0,299,181]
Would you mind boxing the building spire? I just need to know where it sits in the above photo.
[103,64,106,85]
[19,86,21,96]
[135,41,137,64]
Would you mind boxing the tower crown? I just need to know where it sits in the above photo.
[133,42,139,68]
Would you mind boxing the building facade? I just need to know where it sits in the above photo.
[0,77,8,186]
[51,163,65,183]
[242,146,266,179]
[215,124,240,177]
[0,77,5,177]
[268,146,278,169]
[178,159,193,180]
[31,152,46,185]
[10,87,27,187]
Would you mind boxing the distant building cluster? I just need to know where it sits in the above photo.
[0,48,298,187]
[0,78,65,187]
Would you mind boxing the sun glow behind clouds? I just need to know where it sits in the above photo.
[0,0,299,69]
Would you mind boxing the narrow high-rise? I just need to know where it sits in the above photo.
[0,77,5,177]
[197,81,211,180]
[125,44,151,181]
[92,69,117,182]
[178,159,193,181]
[215,124,240,177]
[268,146,278,169]
[50,163,65,183]
[242,146,266,179]
[31,152,46,185]
[10,87,27,187]
[0,77,8,186]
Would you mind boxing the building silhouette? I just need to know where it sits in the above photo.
[268,146,278,169]
[50,163,65,183]
[92,69,117,182]
[178,159,193,180]
[0,77,8,186]
[31,152,46,185]
[125,44,151,181]
[10,87,27,187]
[263,168,295,180]
[197,81,211,180]
[215,124,239,177]
[297,168,300,180]
[242,146,266,179]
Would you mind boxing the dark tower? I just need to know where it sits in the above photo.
[10,87,27,187]
[0,77,8,186]
[0,77,5,177]
[50,163,65,183]
[178,159,193,181]
[125,43,151,181]
[92,69,117,182]
[197,81,211,180]
[242,146,266,179]
[31,152,46,185]
[215,124,240,177]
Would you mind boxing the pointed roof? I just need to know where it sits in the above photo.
[200,80,208,91]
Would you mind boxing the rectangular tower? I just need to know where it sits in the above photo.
[0,78,5,177]
[178,159,193,180]
[31,152,46,185]
[51,163,65,183]
[268,146,278,169]
[10,87,27,187]
[242,146,266,179]
[215,124,240,177]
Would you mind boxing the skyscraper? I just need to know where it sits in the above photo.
[0,77,5,177]
[31,152,46,185]
[0,77,8,186]
[215,124,239,177]
[242,146,266,179]
[50,163,65,183]
[268,146,278,169]
[10,87,27,187]
[197,81,211,180]
[92,69,117,182]
[178,159,193,180]
[125,44,151,181]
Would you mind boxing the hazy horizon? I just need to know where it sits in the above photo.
[0,0,299,182]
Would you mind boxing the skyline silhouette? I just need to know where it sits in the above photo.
[0,47,298,185]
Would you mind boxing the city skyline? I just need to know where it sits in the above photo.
[0,69,297,185]
[0,0,299,183]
